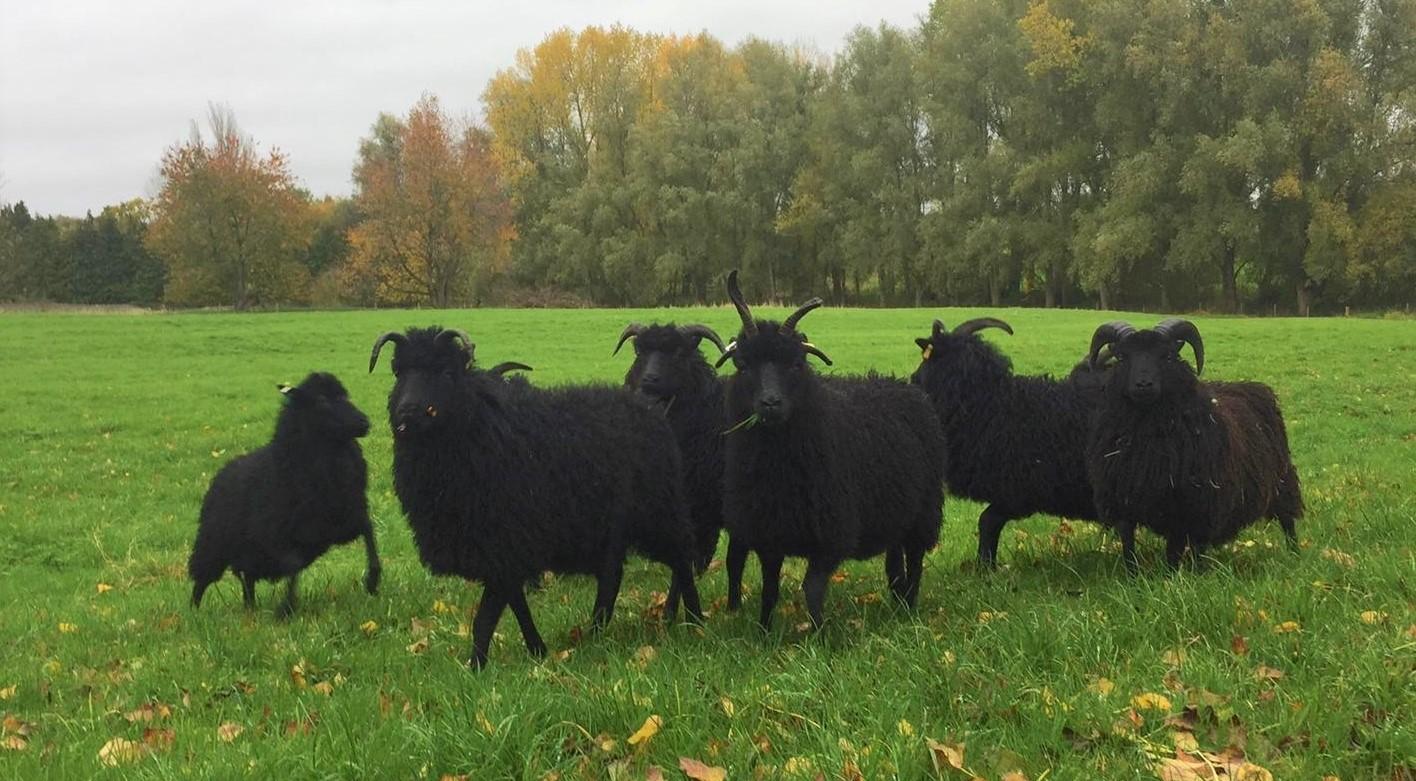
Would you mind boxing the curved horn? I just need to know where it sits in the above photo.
[953,317,1014,338]
[801,342,833,366]
[613,323,647,356]
[369,331,408,373]
[488,361,533,376]
[1088,321,1135,369]
[678,324,727,354]
[714,340,738,369]
[1153,318,1204,375]
[435,328,475,357]
[932,319,947,340]
[782,297,824,332]
[725,270,758,337]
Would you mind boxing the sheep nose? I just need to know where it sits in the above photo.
[641,372,662,386]
[759,395,782,409]
[395,402,421,420]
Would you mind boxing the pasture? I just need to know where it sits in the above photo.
[0,307,1411,779]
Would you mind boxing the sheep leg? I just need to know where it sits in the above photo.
[757,553,784,631]
[903,544,927,608]
[802,558,835,630]
[240,574,257,609]
[977,505,1013,569]
[503,587,547,659]
[726,537,749,611]
[276,574,300,618]
[470,587,509,670]
[191,578,213,608]
[1278,515,1299,551]
[669,558,703,625]
[591,558,624,631]
[361,528,382,595]
[1118,520,1139,575]
[1164,535,1187,570]
[885,546,907,604]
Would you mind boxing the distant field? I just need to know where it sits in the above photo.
[0,307,1411,779]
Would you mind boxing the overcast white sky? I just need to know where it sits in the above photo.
[0,0,929,216]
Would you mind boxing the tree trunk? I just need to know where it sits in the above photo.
[1220,244,1238,314]
[989,274,1002,308]
[1297,280,1314,317]
[1098,282,1112,311]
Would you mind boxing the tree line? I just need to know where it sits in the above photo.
[2,0,1413,314]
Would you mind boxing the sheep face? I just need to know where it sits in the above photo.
[620,324,722,402]
[281,373,370,440]
[726,325,816,427]
[1089,320,1204,407]
[374,327,474,439]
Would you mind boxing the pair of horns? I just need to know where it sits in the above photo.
[1088,319,1204,373]
[718,269,833,367]
[368,328,474,373]
[930,317,1014,340]
[613,324,727,356]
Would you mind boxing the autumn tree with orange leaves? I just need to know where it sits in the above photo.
[147,105,311,309]
[347,95,512,307]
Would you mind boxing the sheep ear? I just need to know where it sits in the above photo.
[277,383,302,401]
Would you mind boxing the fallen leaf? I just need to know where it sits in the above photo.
[719,697,735,719]
[433,599,455,614]
[897,718,915,737]
[1132,692,1173,711]
[1254,665,1284,682]
[98,737,146,766]
[1272,621,1301,634]
[96,583,113,594]
[124,702,172,723]
[1230,635,1250,656]
[926,737,966,773]
[360,620,379,636]
[783,756,813,775]
[633,645,658,669]
[290,662,308,689]
[678,757,727,781]
[647,768,666,781]
[284,713,318,737]
[1001,773,1029,781]
[58,623,77,634]
[1162,648,1188,667]
[1358,611,1387,625]
[0,686,15,701]
[1090,677,1115,697]
[1319,548,1354,567]
[216,722,243,742]
[438,775,469,781]
[2,735,25,751]
[312,681,334,696]
[843,759,865,781]
[142,727,175,751]
[628,715,661,746]
[406,639,429,655]
[1172,731,1199,752]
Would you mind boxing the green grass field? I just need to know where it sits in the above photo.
[0,307,1412,779]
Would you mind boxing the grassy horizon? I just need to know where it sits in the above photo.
[0,307,1411,779]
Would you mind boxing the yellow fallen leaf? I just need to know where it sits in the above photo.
[0,685,15,701]
[633,645,658,669]
[432,599,454,614]
[58,623,77,634]
[926,737,966,772]
[627,714,662,746]
[1254,665,1284,682]
[1172,731,1199,751]
[216,722,243,742]
[360,620,379,636]
[784,755,814,775]
[1132,692,1173,711]
[678,757,726,781]
[1359,611,1388,625]
[1161,648,1187,667]
[312,681,334,696]
[406,639,429,655]
[98,737,146,766]
[897,718,915,737]
[142,727,175,752]
[2,734,26,751]
[1090,677,1115,696]
[1273,621,1301,634]
[719,696,735,718]
[1001,772,1029,781]
[290,662,308,689]
[96,583,113,594]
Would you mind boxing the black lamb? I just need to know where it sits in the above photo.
[370,327,702,669]
[188,372,380,615]
[910,318,1108,568]
[719,271,947,630]
[614,322,731,573]
[1085,319,1303,572]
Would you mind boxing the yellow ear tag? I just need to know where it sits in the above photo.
[921,344,933,360]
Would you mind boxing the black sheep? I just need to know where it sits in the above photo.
[1085,319,1303,572]
[910,318,1107,568]
[614,322,731,573]
[719,272,947,630]
[370,327,702,668]
[188,372,380,615]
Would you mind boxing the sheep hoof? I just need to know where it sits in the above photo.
[364,570,381,595]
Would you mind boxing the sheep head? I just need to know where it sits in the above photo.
[719,269,832,428]
[277,372,370,441]
[1088,319,1204,405]
[372,326,480,438]
[908,317,1013,388]
[615,322,726,402]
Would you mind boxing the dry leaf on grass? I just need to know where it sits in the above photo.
[628,714,662,746]
[678,756,727,781]
[0,685,14,701]
[142,727,175,751]
[1133,693,1173,711]
[216,722,243,742]
[97,737,146,766]
[926,737,967,774]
